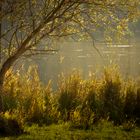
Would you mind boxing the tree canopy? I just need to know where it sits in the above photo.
[0,0,139,89]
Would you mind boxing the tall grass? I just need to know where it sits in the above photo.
[1,66,140,131]
[99,66,124,124]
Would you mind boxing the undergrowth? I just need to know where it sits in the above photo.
[0,65,140,136]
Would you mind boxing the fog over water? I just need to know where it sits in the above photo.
[17,40,140,89]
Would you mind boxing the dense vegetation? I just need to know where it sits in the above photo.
[0,66,140,137]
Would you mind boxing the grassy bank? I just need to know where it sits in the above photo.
[0,121,140,140]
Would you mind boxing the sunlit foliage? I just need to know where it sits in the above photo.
[0,66,139,132]
[0,0,140,91]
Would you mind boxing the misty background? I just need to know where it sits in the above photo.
[15,19,140,89]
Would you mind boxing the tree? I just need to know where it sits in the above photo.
[0,0,139,111]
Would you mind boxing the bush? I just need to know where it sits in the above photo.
[78,80,101,127]
[57,71,82,121]
[99,66,124,124]
[0,113,23,136]
[134,87,140,125]
[124,80,137,120]
[3,67,53,125]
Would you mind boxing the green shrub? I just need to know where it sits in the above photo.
[3,67,53,125]
[134,87,140,125]
[99,66,124,124]
[124,80,137,120]
[0,113,23,136]
[57,71,82,121]
[79,80,101,125]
